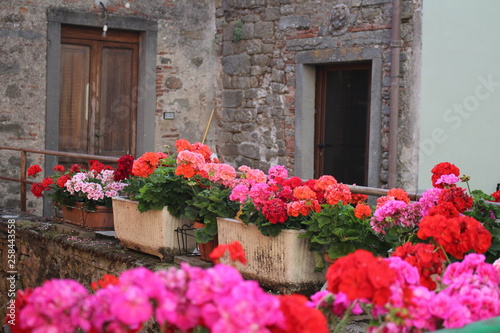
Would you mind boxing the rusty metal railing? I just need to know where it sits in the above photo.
[0,146,120,212]
[4,145,496,213]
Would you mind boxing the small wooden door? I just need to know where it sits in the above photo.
[315,63,371,185]
[59,25,139,162]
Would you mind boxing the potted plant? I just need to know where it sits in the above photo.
[300,200,388,271]
[113,151,198,260]
[217,166,354,293]
[112,139,235,261]
[28,160,129,230]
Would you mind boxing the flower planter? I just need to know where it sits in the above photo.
[217,217,325,294]
[112,197,196,261]
[61,203,114,231]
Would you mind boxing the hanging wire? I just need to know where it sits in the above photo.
[99,2,108,38]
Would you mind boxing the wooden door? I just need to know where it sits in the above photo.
[59,25,139,163]
[315,63,371,185]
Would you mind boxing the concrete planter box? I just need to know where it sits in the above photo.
[112,197,195,261]
[217,217,325,294]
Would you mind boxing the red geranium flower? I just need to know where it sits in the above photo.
[431,162,460,189]
[30,183,45,197]
[262,198,288,224]
[326,249,395,306]
[91,274,119,291]
[428,201,460,218]
[27,165,42,177]
[56,174,72,188]
[5,288,33,333]
[354,203,372,219]
[89,160,109,173]
[209,241,247,265]
[41,177,54,188]
[271,294,329,333]
[491,190,500,202]
[114,154,134,181]
[53,165,65,172]
[70,164,83,173]
[350,193,368,205]
[392,242,446,290]
[132,152,160,177]
[437,187,473,213]
[387,188,411,203]
[417,214,492,259]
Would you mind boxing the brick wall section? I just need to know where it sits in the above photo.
[215,0,420,187]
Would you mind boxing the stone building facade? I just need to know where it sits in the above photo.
[0,0,421,214]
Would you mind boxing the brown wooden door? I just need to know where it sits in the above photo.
[59,25,139,162]
[315,63,371,185]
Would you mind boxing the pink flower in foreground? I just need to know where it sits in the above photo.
[110,285,152,326]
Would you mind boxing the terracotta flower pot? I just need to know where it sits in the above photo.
[61,202,114,231]
[193,221,218,261]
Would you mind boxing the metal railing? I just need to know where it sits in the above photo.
[7,145,486,213]
[0,146,119,212]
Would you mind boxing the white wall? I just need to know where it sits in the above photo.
[419,0,500,194]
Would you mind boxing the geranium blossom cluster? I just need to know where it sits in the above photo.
[370,188,422,234]
[114,154,134,181]
[65,169,127,202]
[313,250,500,332]
[230,166,364,225]
[392,242,446,290]
[369,163,475,239]
[131,152,168,178]
[8,264,329,333]
[174,139,233,181]
[28,161,129,206]
[417,214,491,259]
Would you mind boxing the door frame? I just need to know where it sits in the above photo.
[294,48,383,189]
[44,8,157,216]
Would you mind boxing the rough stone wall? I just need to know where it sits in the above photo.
[0,0,423,214]
[0,214,176,332]
[0,0,218,213]
[215,0,420,188]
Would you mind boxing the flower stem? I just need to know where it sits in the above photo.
[333,300,357,333]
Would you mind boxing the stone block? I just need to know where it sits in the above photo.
[241,123,257,131]
[165,77,183,90]
[246,39,262,54]
[265,7,280,21]
[219,143,240,156]
[271,68,284,83]
[222,54,251,75]
[278,15,310,30]
[221,122,242,133]
[251,54,271,67]
[5,84,20,98]
[233,76,251,89]
[239,142,261,159]
[242,22,255,39]
[254,21,274,39]
[0,61,19,75]
[222,90,243,107]
[232,109,257,122]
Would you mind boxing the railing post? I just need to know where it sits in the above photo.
[20,149,27,212]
